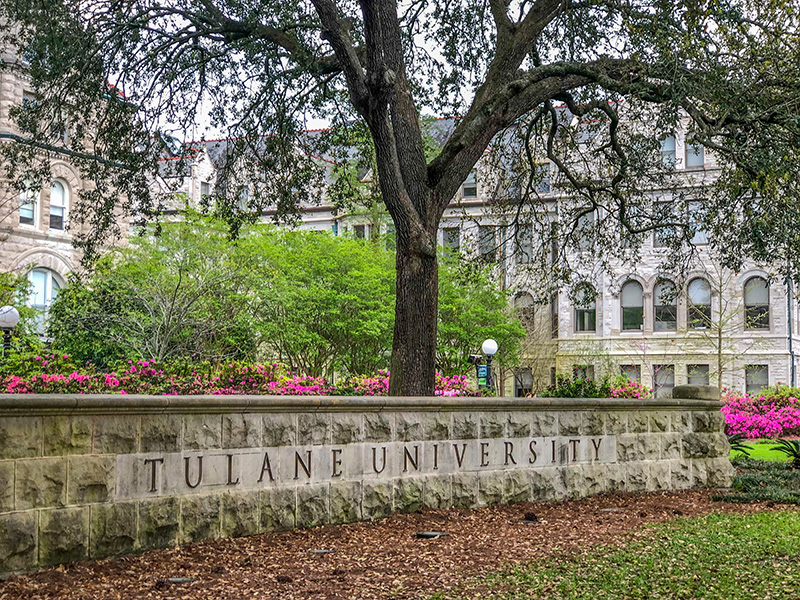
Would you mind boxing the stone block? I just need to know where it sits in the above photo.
[558,412,581,436]
[0,461,14,512]
[220,491,260,538]
[39,507,89,566]
[451,473,478,509]
[0,512,36,572]
[649,462,671,491]
[604,412,627,435]
[534,413,559,437]
[671,412,691,433]
[422,475,451,509]
[480,413,505,439]
[0,417,41,459]
[363,413,393,443]
[330,482,361,524]
[529,468,565,502]
[90,503,137,558]
[705,458,736,488]
[673,384,720,400]
[296,484,329,528]
[93,416,139,454]
[649,412,670,433]
[691,459,708,488]
[181,494,220,543]
[660,433,682,460]
[260,488,296,532]
[567,464,605,498]
[330,414,363,445]
[223,414,261,449]
[42,417,92,456]
[262,415,295,447]
[692,411,725,434]
[421,413,450,441]
[140,415,181,452]
[506,412,530,438]
[395,413,424,442]
[394,478,423,513]
[68,456,114,505]
[617,434,650,463]
[682,433,728,459]
[626,463,648,492]
[183,415,222,450]
[297,414,329,446]
[138,497,180,550]
[16,458,66,510]
[478,472,505,506]
[629,412,650,433]
[669,460,691,490]
[503,470,530,504]
[582,412,604,436]
[604,464,626,493]
[362,481,393,521]
[451,413,479,439]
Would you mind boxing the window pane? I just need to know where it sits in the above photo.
[479,226,496,260]
[620,364,641,382]
[687,364,710,385]
[577,212,594,251]
[654,281,677,330]
[686,143,704,167]
[354,224,365,239]
[576,309,596,332]
[745,365,769,395]
[621,281,643,307]
[688,304,712,329]
[688,278,711,304]
[462,170,477,197]
[621,281,643,331]
[19,203,35,225]
[688,201,708,244]
[49,206,64,230]
[517,225,532,264]
[50,181,65,207]
[661,135,676,167]
[443,227,460,251]
[535,163,551,193]
[654,364,675,398]
[745,277,769,304]
[654,203,674,247]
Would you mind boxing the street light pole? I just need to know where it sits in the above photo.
[482,338,499,393]
[0,306,21,359]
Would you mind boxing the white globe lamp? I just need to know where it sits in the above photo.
[481,338,498,356]
[0,305,20,357]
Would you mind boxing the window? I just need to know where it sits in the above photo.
[745,365,769,395]
[686,143,705,168]
[27,268,61,335]
[479,225,496,261]
[660,135,676,167]
[385,224,396,250]
[19,185,37,227]
[574,365,594,381]
[653,364,675,398]
[744,276,770,330]
[688,278,712,329]
[354,224,366,239]
[550,293,559,339]
[620,364,641,382]
[200,181,211,196]
[514,368,533,397]
[462,170,477,197]
[443,227,460,252]
[654,202,674,247]
[516,224,532,264]
[514,293,536,331]
[621,280,643,331]
[574,283,596,332]
[49,180,68,230]
[577,211,594,251]
[534,163,551,193]
[654,280,677,331]
[687,364,710,385]
[688,200,708,244]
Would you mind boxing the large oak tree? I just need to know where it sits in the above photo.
[1,0,799,394]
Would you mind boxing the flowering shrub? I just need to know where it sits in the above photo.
[722,386,800,439]
[609,379,652,399]
[539,372,650,399]
[1,354,483,397]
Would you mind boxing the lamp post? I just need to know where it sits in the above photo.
[0,306,20,358]
[482,338,498,391]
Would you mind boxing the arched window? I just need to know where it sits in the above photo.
[744,276,770,330]
[654,280,677,331]
[574,283,596,332]
[621,280,643,331]
[688,278,712,329]
[49,180,68,230]
[27,268,62,334]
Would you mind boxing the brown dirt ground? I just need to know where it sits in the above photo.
[1,489,795,600]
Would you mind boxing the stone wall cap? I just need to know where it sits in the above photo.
[0,393,723,415]
[672,385,721,401]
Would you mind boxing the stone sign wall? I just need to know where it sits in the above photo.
[0,392,733,575]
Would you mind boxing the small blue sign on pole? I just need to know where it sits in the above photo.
[477,364,488,387]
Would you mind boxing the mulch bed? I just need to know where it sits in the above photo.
[1,489,795,600]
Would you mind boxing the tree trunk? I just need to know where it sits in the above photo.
[388,234,438,396]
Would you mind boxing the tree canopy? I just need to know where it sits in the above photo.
[2,0,799,393]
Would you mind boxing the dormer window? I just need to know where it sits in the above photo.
[462,170,477,198]
[49,180,68,230]
[660,135,676,167]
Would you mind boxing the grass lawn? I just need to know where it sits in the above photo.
[432,511,800,600]
[730,439,792,461]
